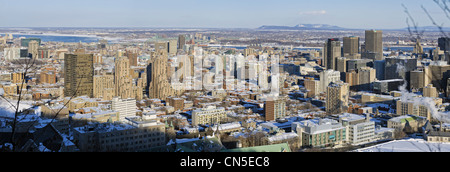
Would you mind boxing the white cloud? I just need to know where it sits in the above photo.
[299,10,327,15]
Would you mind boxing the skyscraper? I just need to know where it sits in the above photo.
[178,34,186,50]
[326,81,349,114]
[168,39,177,56]
[28,40,39,59]
[64,53,94,98]
[323,38,341,70]
[343,36,360,59]
[364,30,383,60]
[147,50,176,100]
[115,56,134,99]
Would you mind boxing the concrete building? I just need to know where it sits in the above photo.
[192,106,227,126]
[319,69,341,93]
[93,74,115,100]
[423,84,438,98]
[115,56,134,99]
[72,117,165,152]
[112,97,137,122]
[64,53,94,98]
[364,30,383,60]
[343,36,360,59]
[326,81,349,114]
[147,50,177,100]
[292,118,347,148]
[264,97,287,121]
[304,77,320,98]
[323,38,341,70]
[387,115,427,133]
[337,113,375,145]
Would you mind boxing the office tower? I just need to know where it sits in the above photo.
[64,53,94,98]
[385,56,417,81]
[428,62,450,91]
[168,39,177,56]
[115,56,134,99]
[438,37,450,52]
[438,37,450,62]
[410,70,425,90]
[28,40,39,59]
[326,81,349,114]
[21,38,41,47]
[319,69,341,93]
[323,38,341,70]
[374,60,385,80]
[364,30,383,60]
[264,97,287,121]
[343,36,360,59]
[112,97,137,122]
[336,57,347,73]
[346,59,371,72]
[147,50,176,100]
[178,34,186,50]
[423,84,438,98]
[357,67,376,91]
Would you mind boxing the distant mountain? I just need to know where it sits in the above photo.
[401,26,450,32]
[258,24,350,30]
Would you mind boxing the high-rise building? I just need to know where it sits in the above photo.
[115,56,134,99]
[364,30,383,60]
[28,40,39,59]
[178,34,186,50]
[147,50,176,100]
[21,38,41,47]
[93,74,115,100]
[319,69,341,93]
[323,38,341,70]
[423,84,438,98]
[264,97,287,121]
[343,36,360,59]
[326,81,349,114]
[125,51,137,66]
[168,39,177,56]
[64,53,94,98]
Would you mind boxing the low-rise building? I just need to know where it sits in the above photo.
[292,118,347,148]
[72,116,165,152]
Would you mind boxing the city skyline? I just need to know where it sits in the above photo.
[1,0,449,29]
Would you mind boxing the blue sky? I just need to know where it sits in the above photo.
[0,0,448,29]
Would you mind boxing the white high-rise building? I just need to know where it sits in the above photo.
[3,48,20,61]
[319,69,341,93]
[112,97,137,122]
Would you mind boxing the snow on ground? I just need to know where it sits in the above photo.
[355,138,450,152]
[0,99,33,118]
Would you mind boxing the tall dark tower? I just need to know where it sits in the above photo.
[323,38,341,70]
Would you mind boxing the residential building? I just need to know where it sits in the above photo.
[64,53,94,98]
[192,106,227,126]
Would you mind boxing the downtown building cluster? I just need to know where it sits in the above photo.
[1,28,450,152]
